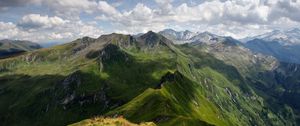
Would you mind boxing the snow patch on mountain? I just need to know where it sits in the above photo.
[242,28,300,46]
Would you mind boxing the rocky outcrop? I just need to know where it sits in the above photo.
[72,37,96,54]
[155,71,183,89]
[86,44,131,72]
[137,31,173,48]
[55,71,112,110]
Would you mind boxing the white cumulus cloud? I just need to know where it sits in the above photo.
[17,14,69,30]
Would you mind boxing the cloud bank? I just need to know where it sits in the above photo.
[0,0,299,42]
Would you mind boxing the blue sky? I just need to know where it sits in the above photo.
[0,0,299,43]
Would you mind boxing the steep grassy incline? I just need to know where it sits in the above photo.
[102,43,294,126]
[248,62,300,124]
[179,48,295,126]
[0,32,296,126]
[106,71,220,126]
[0,33,177,125]
[180,40,300,126]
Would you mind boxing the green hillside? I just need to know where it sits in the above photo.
[0,32,298,126]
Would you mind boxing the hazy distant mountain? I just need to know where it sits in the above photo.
[159,29,241,45]
[186,34,276,75]
[159,29,197,44]
[244,28,300,64]
[189,31,242,46]
[0,39,41,58]
[242,28,300,45]
[160,29,271,74]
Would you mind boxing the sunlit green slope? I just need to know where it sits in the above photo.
[0,31,296,126]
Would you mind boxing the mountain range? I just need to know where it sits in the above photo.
[159,29,241,45]
[160,28,300,64]
[241,28,300,45]
[0,30,300,126]
[243,29,300,64]
[0,39,41,58]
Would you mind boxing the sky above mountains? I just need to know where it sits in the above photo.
[0,0,300,43]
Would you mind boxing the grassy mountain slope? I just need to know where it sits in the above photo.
[0,32,297,126]
[0,32,177,125]
[248,62,300,124]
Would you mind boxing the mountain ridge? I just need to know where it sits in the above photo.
[243,28,300,64]
[0,31,299,126]
[242,28,300,45]
[0,39,41,58]
[159,29,241,46]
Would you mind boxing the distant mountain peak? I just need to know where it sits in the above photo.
[189,31,242,46]
[96,33,136,48]
[243,28,300,45]
[197,31,219,38]
[244,28,300,64]
[140,31,161,40]
[162,28,177,32]
[159,29,196,44]
[183,30,193,33]
[144,30,157,36]
[139,31,173,47]
[159,29,242,45]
